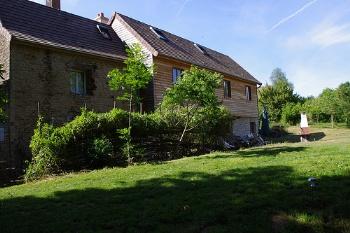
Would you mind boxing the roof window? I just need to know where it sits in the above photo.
[97,24,111,39]
[194,43,207,55]
[150,27,168,41]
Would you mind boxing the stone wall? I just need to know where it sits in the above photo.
[232,117,259,137]
[0,27,11,165]
[8,41,126,169]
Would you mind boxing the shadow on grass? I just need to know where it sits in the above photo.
[197,146,308,160]
[1,166,350,233]
[267,132,326,144]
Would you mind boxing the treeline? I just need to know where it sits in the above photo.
[259,68,350,127]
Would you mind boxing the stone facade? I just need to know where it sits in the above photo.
[5,40,125,169]
[0,26,11,165]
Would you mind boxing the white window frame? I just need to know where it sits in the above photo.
[172,68,183,84]
[70,71,86,95]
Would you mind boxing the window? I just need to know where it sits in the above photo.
[223,80,231,98]
[245,86,252,101]
[172,68,183,83]
[150,27,168,41]
[70,71,86,95]
[0,128,4,142]
[194,43,208,55]
[97,24,111,39]
[250,122,256,134]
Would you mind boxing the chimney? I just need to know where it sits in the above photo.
[95,12,109,24]
[46,0,61,10]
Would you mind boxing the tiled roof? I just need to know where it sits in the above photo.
[113,13,261,84]
[0,0,126,60]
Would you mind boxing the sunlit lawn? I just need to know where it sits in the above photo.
[0,128,349,233]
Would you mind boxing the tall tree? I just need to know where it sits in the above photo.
[160,66,222,142]
[337,82,350,126]
[259,68,298,122]
[318,88,339,128]
[107,44,153,158]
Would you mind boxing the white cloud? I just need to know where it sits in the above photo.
[268,0,318,32]
[311,23,350,47]
[284,20,350,49]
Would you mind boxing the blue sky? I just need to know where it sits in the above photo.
[31,0,350,97]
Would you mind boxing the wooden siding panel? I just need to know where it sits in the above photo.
[154,57,258,118]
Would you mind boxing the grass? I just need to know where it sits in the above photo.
[0,127,350,233]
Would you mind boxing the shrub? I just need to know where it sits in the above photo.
[281,103,303,126]
[87,136,113,167]
[26,107,233,181]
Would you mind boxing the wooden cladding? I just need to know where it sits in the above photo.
[153,56,258,118]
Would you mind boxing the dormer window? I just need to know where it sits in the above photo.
[150,27,168,41]
[97,25,111,39]
[194,43,207,55]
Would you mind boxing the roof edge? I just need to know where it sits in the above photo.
[110,12,159,57]
[156,54,262,85]
[12,36,127,61]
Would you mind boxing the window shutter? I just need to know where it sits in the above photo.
[85,70,95,96]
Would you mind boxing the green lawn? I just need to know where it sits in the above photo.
[0,128,350,233]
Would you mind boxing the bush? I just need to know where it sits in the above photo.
[281,103,303,126]
[87,136,113,167]
[26,104,233,181]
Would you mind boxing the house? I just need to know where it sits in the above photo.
[109,12,262,134]
[0,0,261,175]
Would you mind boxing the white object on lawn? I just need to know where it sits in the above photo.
[300,113,309,128]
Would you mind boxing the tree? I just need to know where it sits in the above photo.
[337,82,350,126]
[303,97,322,123]
[107,44,153,158]
[160,66,223,142]
[281,102,303,125]
[318,88,339,128]
[258,68,299,122]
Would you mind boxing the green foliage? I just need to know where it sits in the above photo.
[25,118,60,181]
[26,108,129,181]
[281,102,303,125]
[259,68,300,122]
[3,128,350,233]
[108,44,154,158]
[107,43,153,105]
[87,136,113,167]
[26,105,230,180]
[160,66,225,141]
[337,82,350,126]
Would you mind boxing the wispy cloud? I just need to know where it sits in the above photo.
[268,0,318,32]
[285,21,350,49]
[175,0,191,18]
[311,23,350,47]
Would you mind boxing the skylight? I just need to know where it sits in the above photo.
[194,43,207,55]
[97,25,111,39]
[150,27,168,41]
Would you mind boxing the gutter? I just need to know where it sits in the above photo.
[12,36,127,62]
